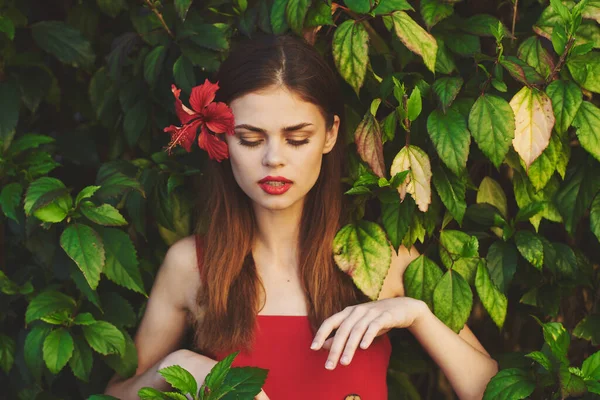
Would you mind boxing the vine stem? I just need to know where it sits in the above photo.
[511,0,518,44]
[548,38,576,83]
[143,0,175,39]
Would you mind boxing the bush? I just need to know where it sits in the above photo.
[0,0,599,399]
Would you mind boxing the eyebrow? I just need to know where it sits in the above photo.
[234,122,314,133]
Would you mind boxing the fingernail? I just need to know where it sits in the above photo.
[325,360,334,370]
[310,341,319,350]
[340,355,350,365]
[360,341,367,349]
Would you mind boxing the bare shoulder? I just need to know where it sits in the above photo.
[379,244,420,299]
[160,235,202,312]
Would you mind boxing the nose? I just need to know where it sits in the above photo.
[262,138,285,168]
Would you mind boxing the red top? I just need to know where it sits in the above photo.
[195,235,391,400]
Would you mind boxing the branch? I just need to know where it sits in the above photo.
[143,0,175,39]
[511,0,518,44]
[548,38,576,83]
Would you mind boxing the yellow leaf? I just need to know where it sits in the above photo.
[510,87,555,168]
[390,145,432,212]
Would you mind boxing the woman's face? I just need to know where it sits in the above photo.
[226,85,340,212]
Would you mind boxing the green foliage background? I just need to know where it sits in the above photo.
[1,0,599,398]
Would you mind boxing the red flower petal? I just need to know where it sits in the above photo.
[164,119,202,153]
[203,102,236,135]
[190,79,220,112]
[171,84,198,125]
[198,125,229,162]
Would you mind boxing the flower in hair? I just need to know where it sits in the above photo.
[163,79,235,162]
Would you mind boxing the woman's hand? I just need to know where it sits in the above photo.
[310,297,428,370]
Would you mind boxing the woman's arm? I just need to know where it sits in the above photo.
[104,236,214,399]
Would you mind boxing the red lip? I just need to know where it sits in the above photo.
[258,176,293,183]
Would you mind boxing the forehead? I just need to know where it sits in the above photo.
[229,86,324,127]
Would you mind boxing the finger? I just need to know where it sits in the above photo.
[311,307,354,350]
[255,390,270,400]
[360,315,387,349]
[340,312,379,366]
[322,337,334,350]
[325,309,369,369]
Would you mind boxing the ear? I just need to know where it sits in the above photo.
[323,115,340,154]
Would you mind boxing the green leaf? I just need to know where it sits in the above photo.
[138,387,166,400]
[477,177,508,218]
[439,230,479,284]
[552,23,568,54]
[516,201,548,223]
[82,321,125,356]
[80,202,127,226]
[568,52,600,94]
[221,367,269,399]
[475,261,508,329]
[528,134,558,191]
[546,80,582,135]
[462,14,507,37]
[43,328,74,374]
[286,0,311,34]
[511,166,562,230]
[25,325,52,381]
[551,0,572,23]
[390,145,432,212]
[183,22,229,51]
[509,87,555,169]
[75,186,101,207]
[24,177,68,216]
[432,164,466,225]
[103,329,138,379]
[525,351,554,372]
[381,193,415,251]
[420,0,453,30]
[573,101,600,162]
[486,241,518,293]
[559,365,588,398]
[159,365,198,396]
[406,86,422,122]
[25,291,76,324]
[204,352,238,394]
[97,0,127,18]
[68,335,93,381]
[555,154,600,235]
[404,255,444,310]
[0,334,15,373]
[500,56,545,85]
[0,183,22,223]
[469,95,515,169]
[535,319,570,364]
[373,0,413,15]
[582,351,600,380]
[482,368,535,400]
[517,37,555,78]
[173,56,195,94]
[0,15,15,40]
[144,46,167,87]
[31,21,95,67]
[100,291,137,328]
[332,21,369,96]
[7,133,54,156]
[345,0,370,13]
[101,228,146,295]
[60,224,105,290]
[354,113,385,178]
[573,315,600,345]
[591,194,600,243]
[175,0,193,21]
[124,100,149,147]
[435,40,456,74]
[305,2,334,27]
[433,270,473,333]
[514,231,544,270]
[427,108,471,176]
[271,0,289,34]
[333,221,392,300]
[432,77,462,113]
[73,313,96,326]
[391,11,438,73]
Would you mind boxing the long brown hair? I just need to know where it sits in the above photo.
[192,34,367,354]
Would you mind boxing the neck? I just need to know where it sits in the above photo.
[251,198,304,272]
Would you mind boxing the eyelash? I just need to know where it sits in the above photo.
[238,139,310,148]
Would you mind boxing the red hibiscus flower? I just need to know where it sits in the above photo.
[163,79,235,162]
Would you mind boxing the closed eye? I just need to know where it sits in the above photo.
[238,138,310,148]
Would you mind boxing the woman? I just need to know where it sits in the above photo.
[104,34,498,400]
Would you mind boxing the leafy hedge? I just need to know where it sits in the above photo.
[1,0,599,399]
